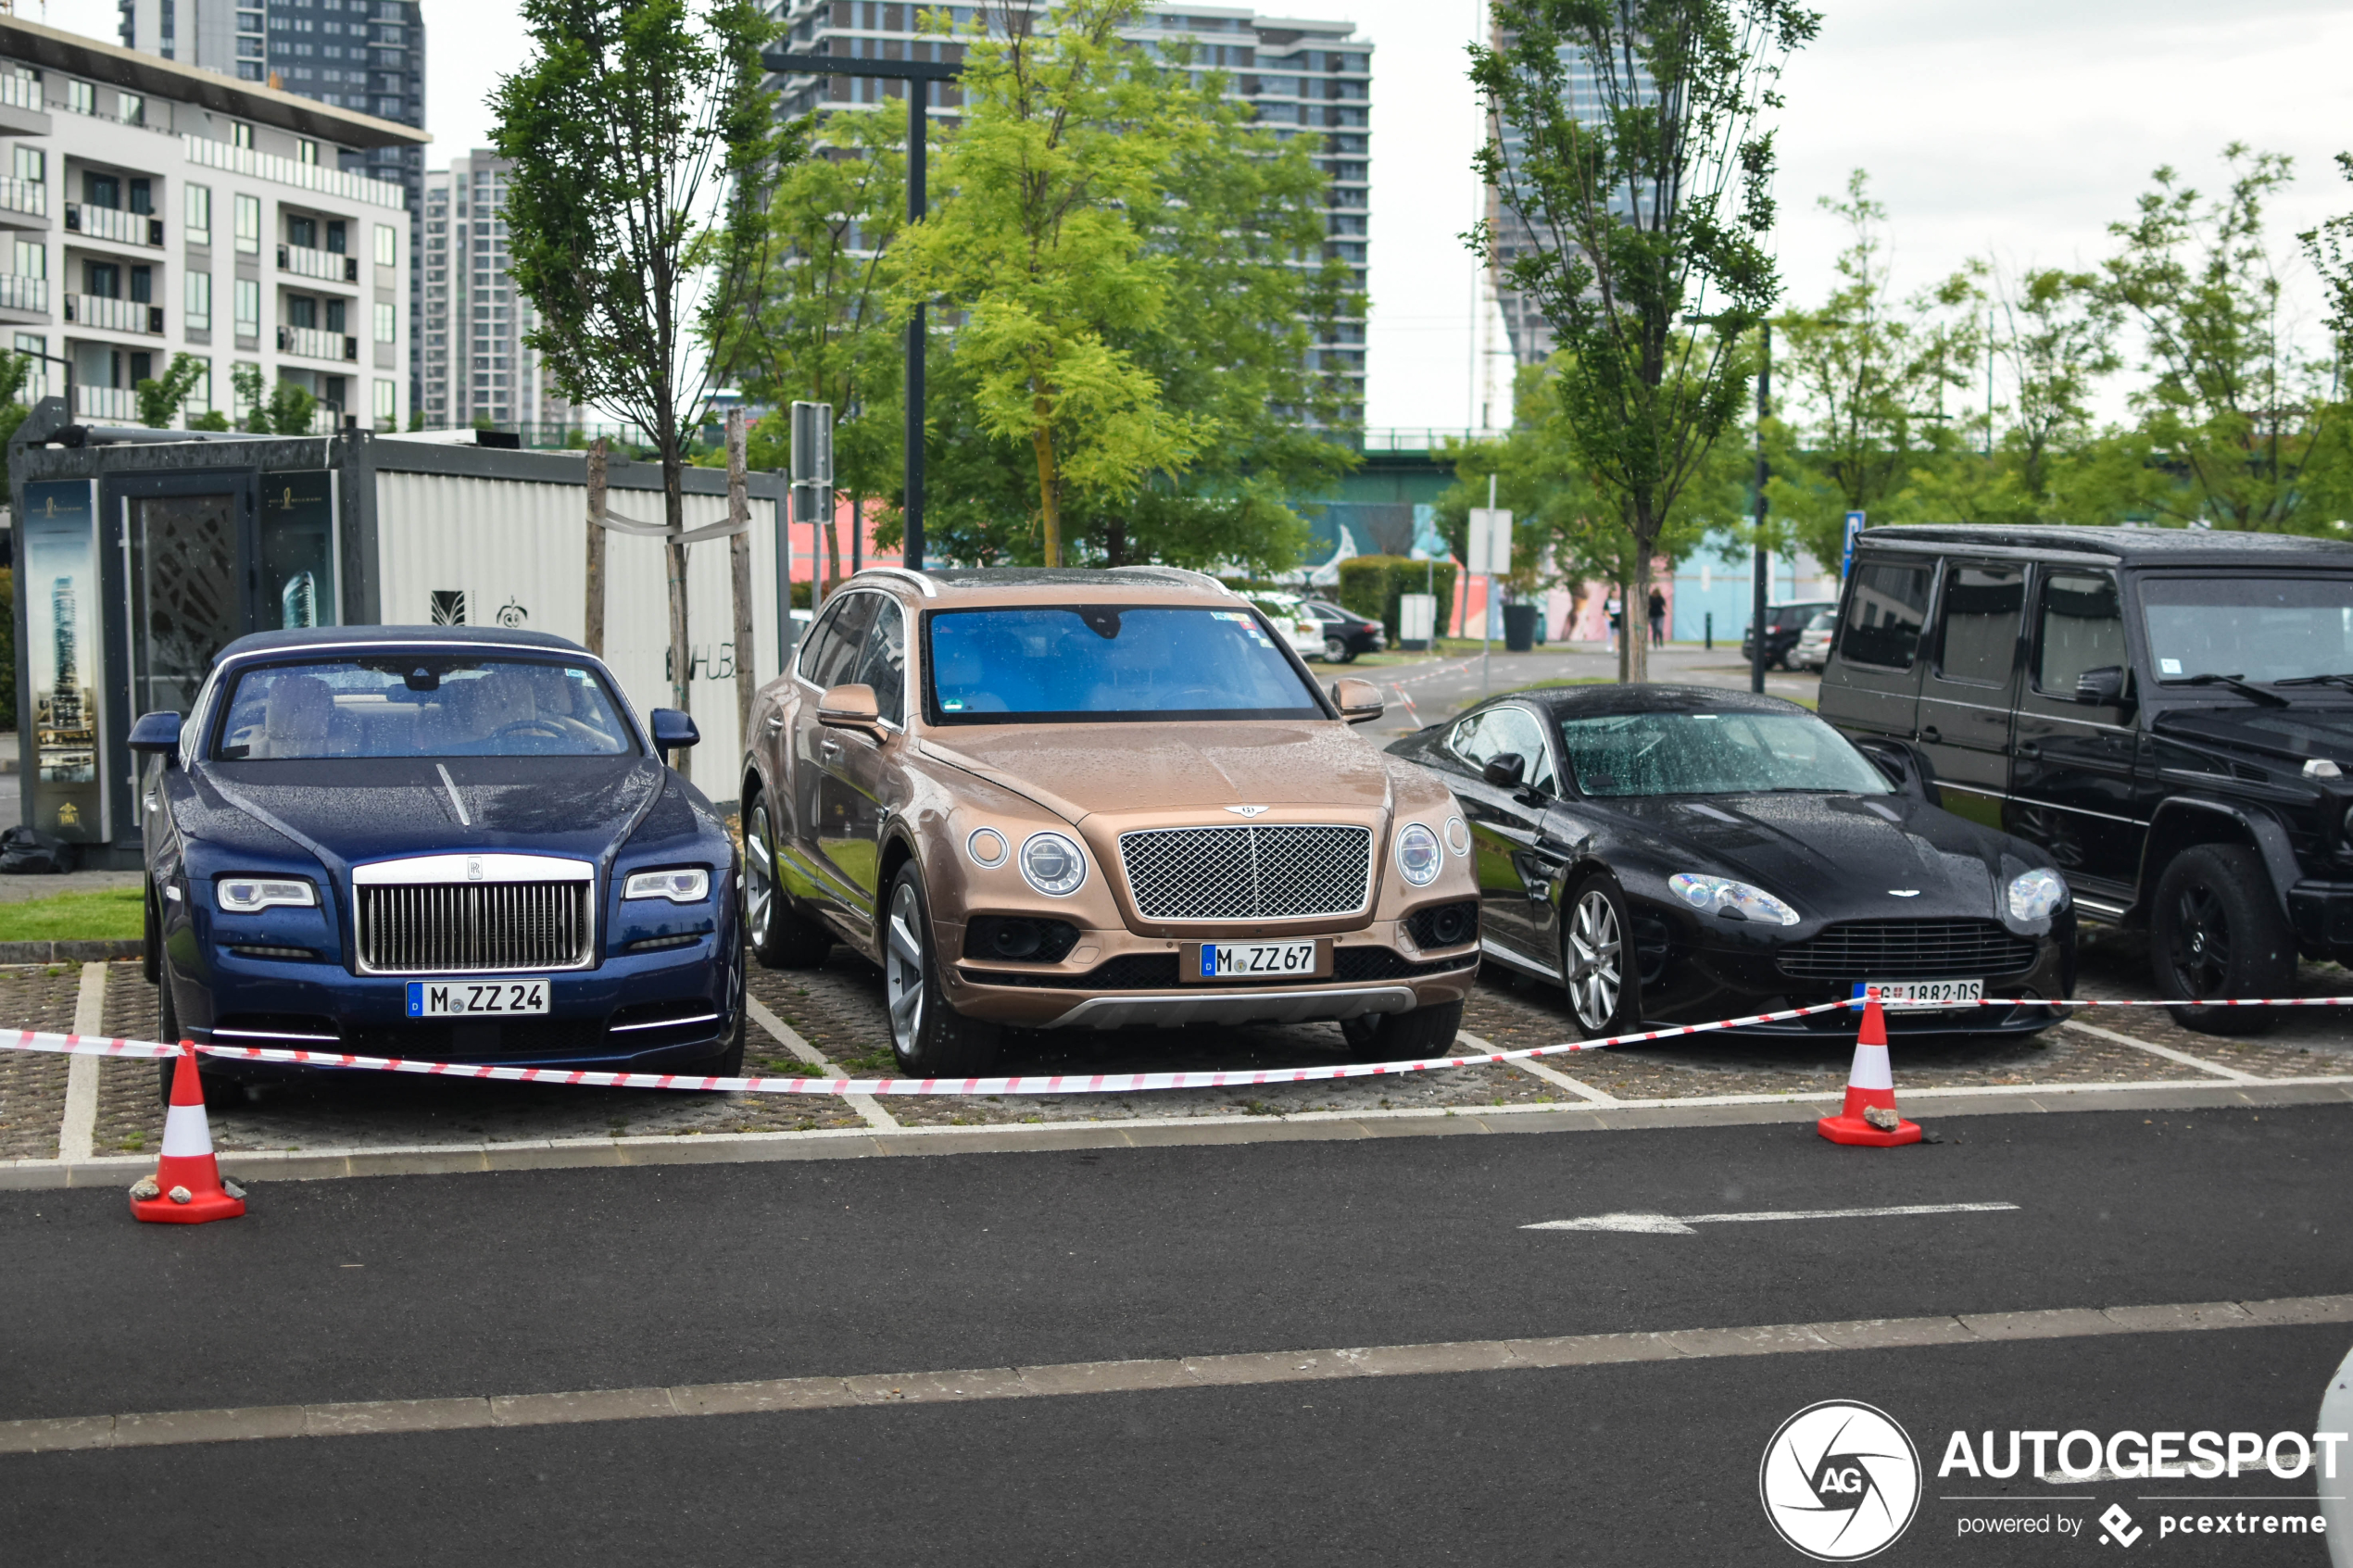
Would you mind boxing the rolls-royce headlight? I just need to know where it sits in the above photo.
[216,876,317,913]
[1019,832,1088,897]
[1396,823,1442,886]
[624,868,710,903]
[1668,872,1800,926]
[2007,867,2068,922]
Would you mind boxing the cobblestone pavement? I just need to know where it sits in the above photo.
[2,923,2347,1159]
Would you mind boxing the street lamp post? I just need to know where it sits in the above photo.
[761,50,963,573]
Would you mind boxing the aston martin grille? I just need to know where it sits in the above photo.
[1775,919,2038,981]
[1117,824,1373,922]
[357,881,595,974]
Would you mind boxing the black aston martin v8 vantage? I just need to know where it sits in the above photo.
[1386,686,2075,1039]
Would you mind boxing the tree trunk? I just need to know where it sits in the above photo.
[663,445,691,715]
[824,507,842,585]
[1033,388,1060,567]
[584,437,607,658]
[1104,514,1126,568]
[725,409,756,748]
[1629,547,1653,685]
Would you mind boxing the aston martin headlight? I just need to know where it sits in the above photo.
[1019,832,1088,897]
[216,876,317,913]
[2007,867,2068,922]
[624,868,711,903]
[1396,823,1442,886]
[1667,872,1800,927]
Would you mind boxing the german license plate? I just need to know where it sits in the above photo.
[1199,940,1317,980]
[406,979,550,1018]
[1864,979,1982,1010]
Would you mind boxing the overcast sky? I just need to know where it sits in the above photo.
[38,0,2353,432]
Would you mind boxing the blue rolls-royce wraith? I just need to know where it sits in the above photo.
[132,627,745,1100]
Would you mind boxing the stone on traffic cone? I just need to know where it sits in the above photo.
[129,1044,245,1224]
[1817,991,1921,1148]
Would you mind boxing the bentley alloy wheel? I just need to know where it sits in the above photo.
[1566,885,1625,1035]
[885,876,927,1060]
[744,802,778,951]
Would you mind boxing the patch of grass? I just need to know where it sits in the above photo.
[0,886,145,942]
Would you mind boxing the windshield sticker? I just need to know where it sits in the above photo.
[2160,658,2183,674]
[942,697,965,710]
[1211,611,1251,623]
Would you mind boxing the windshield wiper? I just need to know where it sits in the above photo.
[2159,671,2290,708]
[2271,672,2353,691]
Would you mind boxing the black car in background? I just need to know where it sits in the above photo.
[1303,598,1387,662]
[1387,685,2073,1042]
[1818,523,2353,1034]
[1742,600,1835,671]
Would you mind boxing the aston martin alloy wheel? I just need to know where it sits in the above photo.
[744,796,833,970]
[1563,878,1637,1039]
[882,863,1000,1075]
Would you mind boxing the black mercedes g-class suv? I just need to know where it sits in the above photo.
[1818,523,2353,1034]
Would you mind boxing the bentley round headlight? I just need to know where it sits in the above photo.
[1667,872,1800,927]
[1396,823,1442,887]
[2007,867,2067,922]
[1442,815,1471,857]
[1019,831,1088,897]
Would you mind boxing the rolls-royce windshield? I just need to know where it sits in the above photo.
[215,658,638,759]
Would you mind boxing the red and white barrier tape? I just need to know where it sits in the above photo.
[0,993,2339,1098]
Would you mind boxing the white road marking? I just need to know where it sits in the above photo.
[2061,1016,2259,1083]
[56,962,107,1163]
[1524,1201,2020,1235]
[1457,1030,1619,1106]
[745,995,899,1130]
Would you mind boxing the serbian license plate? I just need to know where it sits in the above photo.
[1199,940,1318,980]
[1863,979,1982,1010]
[406,979,551,1018]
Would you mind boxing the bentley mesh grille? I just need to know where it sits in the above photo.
[1117,824,1372,922]
[357,881,595,974]
[1775,919,2039,981]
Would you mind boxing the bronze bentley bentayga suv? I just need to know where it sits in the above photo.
[739,567,1482,1073]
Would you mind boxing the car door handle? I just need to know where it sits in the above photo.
[763,714,784,733]
[2018,741,2041,759]
[1919,725,1942,744]
[817,737,841,758]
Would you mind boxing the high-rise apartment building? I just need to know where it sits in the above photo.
[766,2,1370,423]
[118,0,425,410]
[419,152,576,433]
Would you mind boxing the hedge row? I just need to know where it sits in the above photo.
[1336,556,1457,642]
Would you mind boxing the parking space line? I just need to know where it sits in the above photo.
[55,963,107,1163]
[2061,1017,2259,1083]
[5,1290,2345,1457]
[1458,1030,1619,1106]
[745,996,900,1130]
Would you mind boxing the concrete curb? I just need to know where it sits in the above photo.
[0,940,140,964]
[4,1073,2347,1191]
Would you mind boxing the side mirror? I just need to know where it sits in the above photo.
[817,683,883,737]
[1482,752,1526,789]
[1853,737,1941,809]
[128,710,183,762]
[648,708,700,757]
[1327,677,1384,725]
[2075,666,2127,707]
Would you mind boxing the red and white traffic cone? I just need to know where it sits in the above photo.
[1817,990,1922,1148]
[129,1043,245,1224]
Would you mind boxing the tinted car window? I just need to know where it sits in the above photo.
[217,658,636,759]
[1448,707,1554,791]
[1936,564,2025,686]
[1840,562,1932,669]
[808,592,878,692]
[795,595,850,682]
[2034,571,2125,696]
[853,596,906,721]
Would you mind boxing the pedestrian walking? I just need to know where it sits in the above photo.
[1648,587,1667,648]
[1604,593,1622,653]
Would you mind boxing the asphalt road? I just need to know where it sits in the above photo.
[4,1102,2347,1563]
[1353,643,1820,744]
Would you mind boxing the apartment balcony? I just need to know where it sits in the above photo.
[279,244,359,284]
[0,69,47,136]
[278,324,358,362]
[0,177,46,222]
[183,134,406,212]
[64,294,163,334]
[0,272,49,314]
[73,383,138,421]
[65,203,164,247]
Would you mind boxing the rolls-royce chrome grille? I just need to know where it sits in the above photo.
[353,854,596,974]
[1117,824,1372,922]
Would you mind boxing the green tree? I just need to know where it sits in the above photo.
[1468,0,1818,681]
[232,363,318,436]
[494,0,793,709]
[133,352,210,429]
[892,0,1206,567]
[712,105,906,583]
[0,351,36,494]
[2099,144,2340,533]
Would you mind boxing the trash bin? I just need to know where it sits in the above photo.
[1502,602,1538,652]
